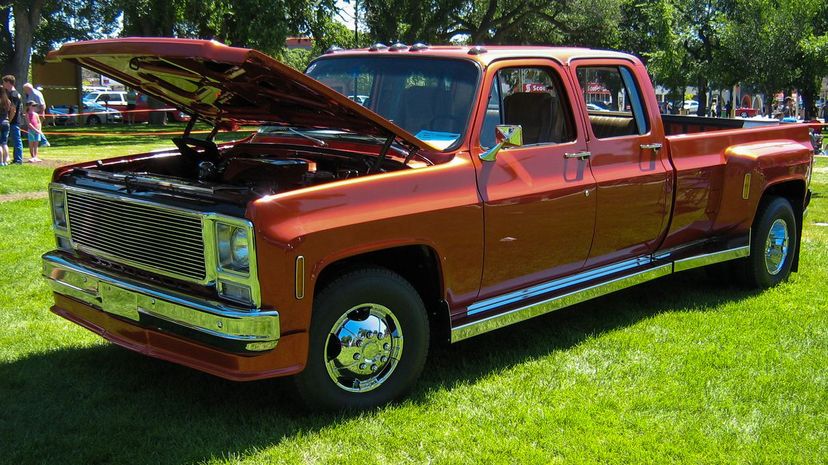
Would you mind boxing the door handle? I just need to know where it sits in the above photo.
[640,143,663,151]
[564,151,591,160]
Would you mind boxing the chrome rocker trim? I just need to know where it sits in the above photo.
[43,252,280,352]
[452,242,751,343]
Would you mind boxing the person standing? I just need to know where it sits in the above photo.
[126,88,137,124]
[25,101,43,162]
[0,87,14,165]
[2,75,23,164]
[23,83,49,146]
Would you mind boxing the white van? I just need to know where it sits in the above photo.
[83,91,128,107]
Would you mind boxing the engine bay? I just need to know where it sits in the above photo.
[64,136,419,204]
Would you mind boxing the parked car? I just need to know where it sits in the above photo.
[682,100,699,114]
[48,103,122,125]
[84,90,190,123]
[83,90,128,107]
[44,39,814,410]
[735,107,759,118]
[586,103,609,111]
[131,93,191,123]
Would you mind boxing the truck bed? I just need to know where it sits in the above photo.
[662,114,781,135]
[660,123,813,250]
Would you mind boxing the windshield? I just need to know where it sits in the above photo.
[305,56,479,150]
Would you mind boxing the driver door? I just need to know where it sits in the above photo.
[471,60,597,304]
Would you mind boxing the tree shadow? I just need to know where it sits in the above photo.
[0,269,756,465]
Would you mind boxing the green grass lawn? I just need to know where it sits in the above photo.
[0,128,825,464]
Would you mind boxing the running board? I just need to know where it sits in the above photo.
[451,243,750,343]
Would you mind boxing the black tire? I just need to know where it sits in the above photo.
[740,111,749,118]
[86,115,101,125]
[294,268,429,410]
[741,196,797,289]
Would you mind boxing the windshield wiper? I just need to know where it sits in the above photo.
[288,127,327,147]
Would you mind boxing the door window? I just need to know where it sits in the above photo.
[576,66,649,138]
[480,67,575,148]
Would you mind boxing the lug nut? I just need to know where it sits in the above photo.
[370,364,378,372]
[383,343,390,350]
[377,332,384,339]
[366,331,373,339]
[353,353,361,360]
[380,355,388,362]
[359,363,367,370]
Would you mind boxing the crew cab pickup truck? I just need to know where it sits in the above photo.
[42,39,814,410]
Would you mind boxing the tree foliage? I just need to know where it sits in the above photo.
[721,0,828,117]
[1,0,824,116]
[0,0,119,85]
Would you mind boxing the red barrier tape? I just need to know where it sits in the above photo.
[40,130,217,137]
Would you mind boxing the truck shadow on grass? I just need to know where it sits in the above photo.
[0,270,756,465]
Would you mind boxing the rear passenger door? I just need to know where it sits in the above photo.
[571,60,671,268]
[471,60,596,302]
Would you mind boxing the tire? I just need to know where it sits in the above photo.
[294,268,429,410]
[740,111,749,118]
[86,115,101,125]
[741,196,797,289]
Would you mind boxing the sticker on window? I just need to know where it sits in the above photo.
[414,130,461,150]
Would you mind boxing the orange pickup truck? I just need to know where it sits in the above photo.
[43,39,814,409]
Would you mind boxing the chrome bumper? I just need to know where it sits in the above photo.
[42,252,279,352]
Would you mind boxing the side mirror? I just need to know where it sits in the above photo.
[480,125,523,162]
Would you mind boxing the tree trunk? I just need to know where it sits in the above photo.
[6,1,44,88]
[148,96,168,125]
[799,82,817,120]
[696,79,708,117]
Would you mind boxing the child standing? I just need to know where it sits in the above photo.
[26,101,43,162]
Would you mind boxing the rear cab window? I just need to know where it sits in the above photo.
[575,66,649,139]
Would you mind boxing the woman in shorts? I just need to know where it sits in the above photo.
[0,87,14,165]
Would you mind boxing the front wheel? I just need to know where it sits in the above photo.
[740,196,797,288]
[86,115,101,125]
[294,268,429,410]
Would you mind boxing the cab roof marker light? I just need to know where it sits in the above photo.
[410,43,429,52]
[324,45,343,54]
[389,43,408,52]
[468,45,488,55]
[369,43,388,51]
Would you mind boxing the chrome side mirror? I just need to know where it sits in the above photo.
[480,125,523,162]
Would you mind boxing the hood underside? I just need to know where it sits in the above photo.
[46,38,428,151]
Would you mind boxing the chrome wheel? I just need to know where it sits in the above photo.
[764,218,789,275]
[324,303,403,393]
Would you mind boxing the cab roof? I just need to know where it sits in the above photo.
[321,44,642,66]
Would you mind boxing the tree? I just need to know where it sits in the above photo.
[0,1,119,88]
[617,1,691,109]
[723,0,828,118]
[359,0,624,46]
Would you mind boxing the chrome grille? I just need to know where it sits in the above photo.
[66,191,207,281]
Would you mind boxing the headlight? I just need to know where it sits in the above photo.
[50,189,67,230]
[216,223,250,273]
[230,228,249,267]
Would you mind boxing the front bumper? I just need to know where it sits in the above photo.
[43,251,280,353]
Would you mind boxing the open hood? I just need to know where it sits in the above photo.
[46,38,429,151]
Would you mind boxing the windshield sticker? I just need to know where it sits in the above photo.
[414,130,460,150]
